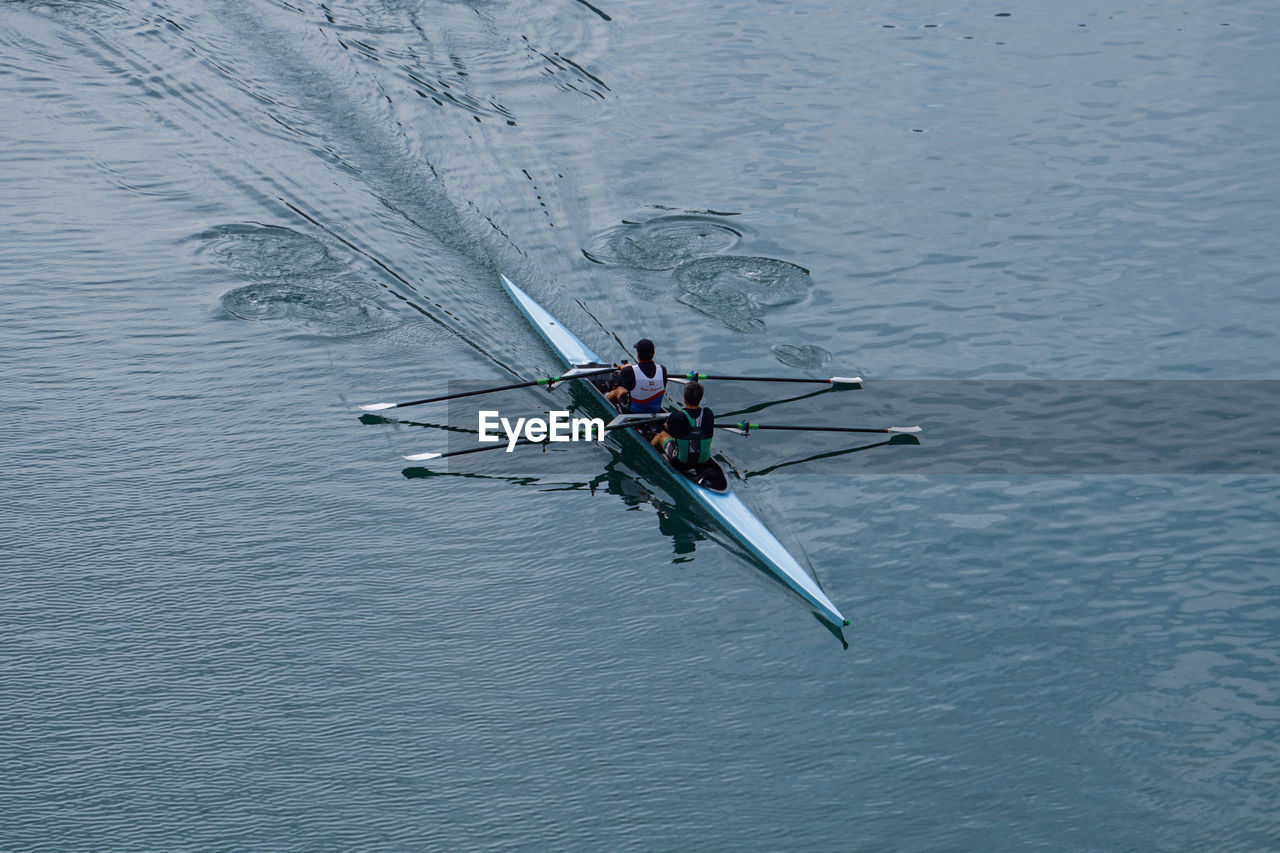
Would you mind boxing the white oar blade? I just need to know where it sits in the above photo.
[887,426,921,434]
[402,451,443,461]
[830,376,863,386]
[359,402,396,412]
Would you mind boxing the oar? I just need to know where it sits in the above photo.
[404,414,668,463]
[671,373,862,387]
[358,365,616,412]
[723,422,921,436]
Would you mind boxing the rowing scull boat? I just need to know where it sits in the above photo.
[500,274,848,626]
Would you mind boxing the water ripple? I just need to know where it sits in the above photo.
[583,214,742,270]
[673,256,811,333]
[771,343,832,370]
[201,223,339,278]
[219,280,391,336]
[203,223,397,337]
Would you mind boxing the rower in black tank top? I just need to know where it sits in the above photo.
[650,380,714,469]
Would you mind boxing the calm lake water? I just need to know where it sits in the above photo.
[3,0,1278,849]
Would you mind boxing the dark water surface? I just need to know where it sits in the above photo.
[3,0,1278,849]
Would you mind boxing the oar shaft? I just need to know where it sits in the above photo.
[394,380,538,409]
[732,423,921,435]
[682,373,859,385]
[365,365,615,411]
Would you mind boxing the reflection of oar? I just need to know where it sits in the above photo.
[720,387,834,419]
[403,414,667,463]
[671,372,862,387]
[403,417,919,461]
[743,434,921,479]
[723,422,921,436]
[357,365,616,411]
[359,413,479,435]
[403,439,545,462]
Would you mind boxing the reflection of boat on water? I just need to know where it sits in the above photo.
[402,450,714,560]
[399,420,914,563]
[499,274,848,627]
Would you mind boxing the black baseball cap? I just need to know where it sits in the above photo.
[634,338,655,359]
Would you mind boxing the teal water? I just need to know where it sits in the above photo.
[3,0,1278,849]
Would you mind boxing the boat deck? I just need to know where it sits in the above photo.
[581,365,729,493]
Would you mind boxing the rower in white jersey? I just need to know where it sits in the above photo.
[605,338,669,414]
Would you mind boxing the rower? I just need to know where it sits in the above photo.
[605,338,668,414]
[651,380,714,469]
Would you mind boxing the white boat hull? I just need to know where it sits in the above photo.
[500,275,846,626]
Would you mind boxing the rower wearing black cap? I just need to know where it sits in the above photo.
[605,338,669,414]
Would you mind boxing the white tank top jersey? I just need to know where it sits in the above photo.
[630,363,667,406]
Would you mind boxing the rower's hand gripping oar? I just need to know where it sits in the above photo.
[358,365,617,412]
[669,373,862,388]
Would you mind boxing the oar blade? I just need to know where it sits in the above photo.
[402,451,443,461]
[359,402,397,412]
[830,376,863,387]
[887,425,922,434]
